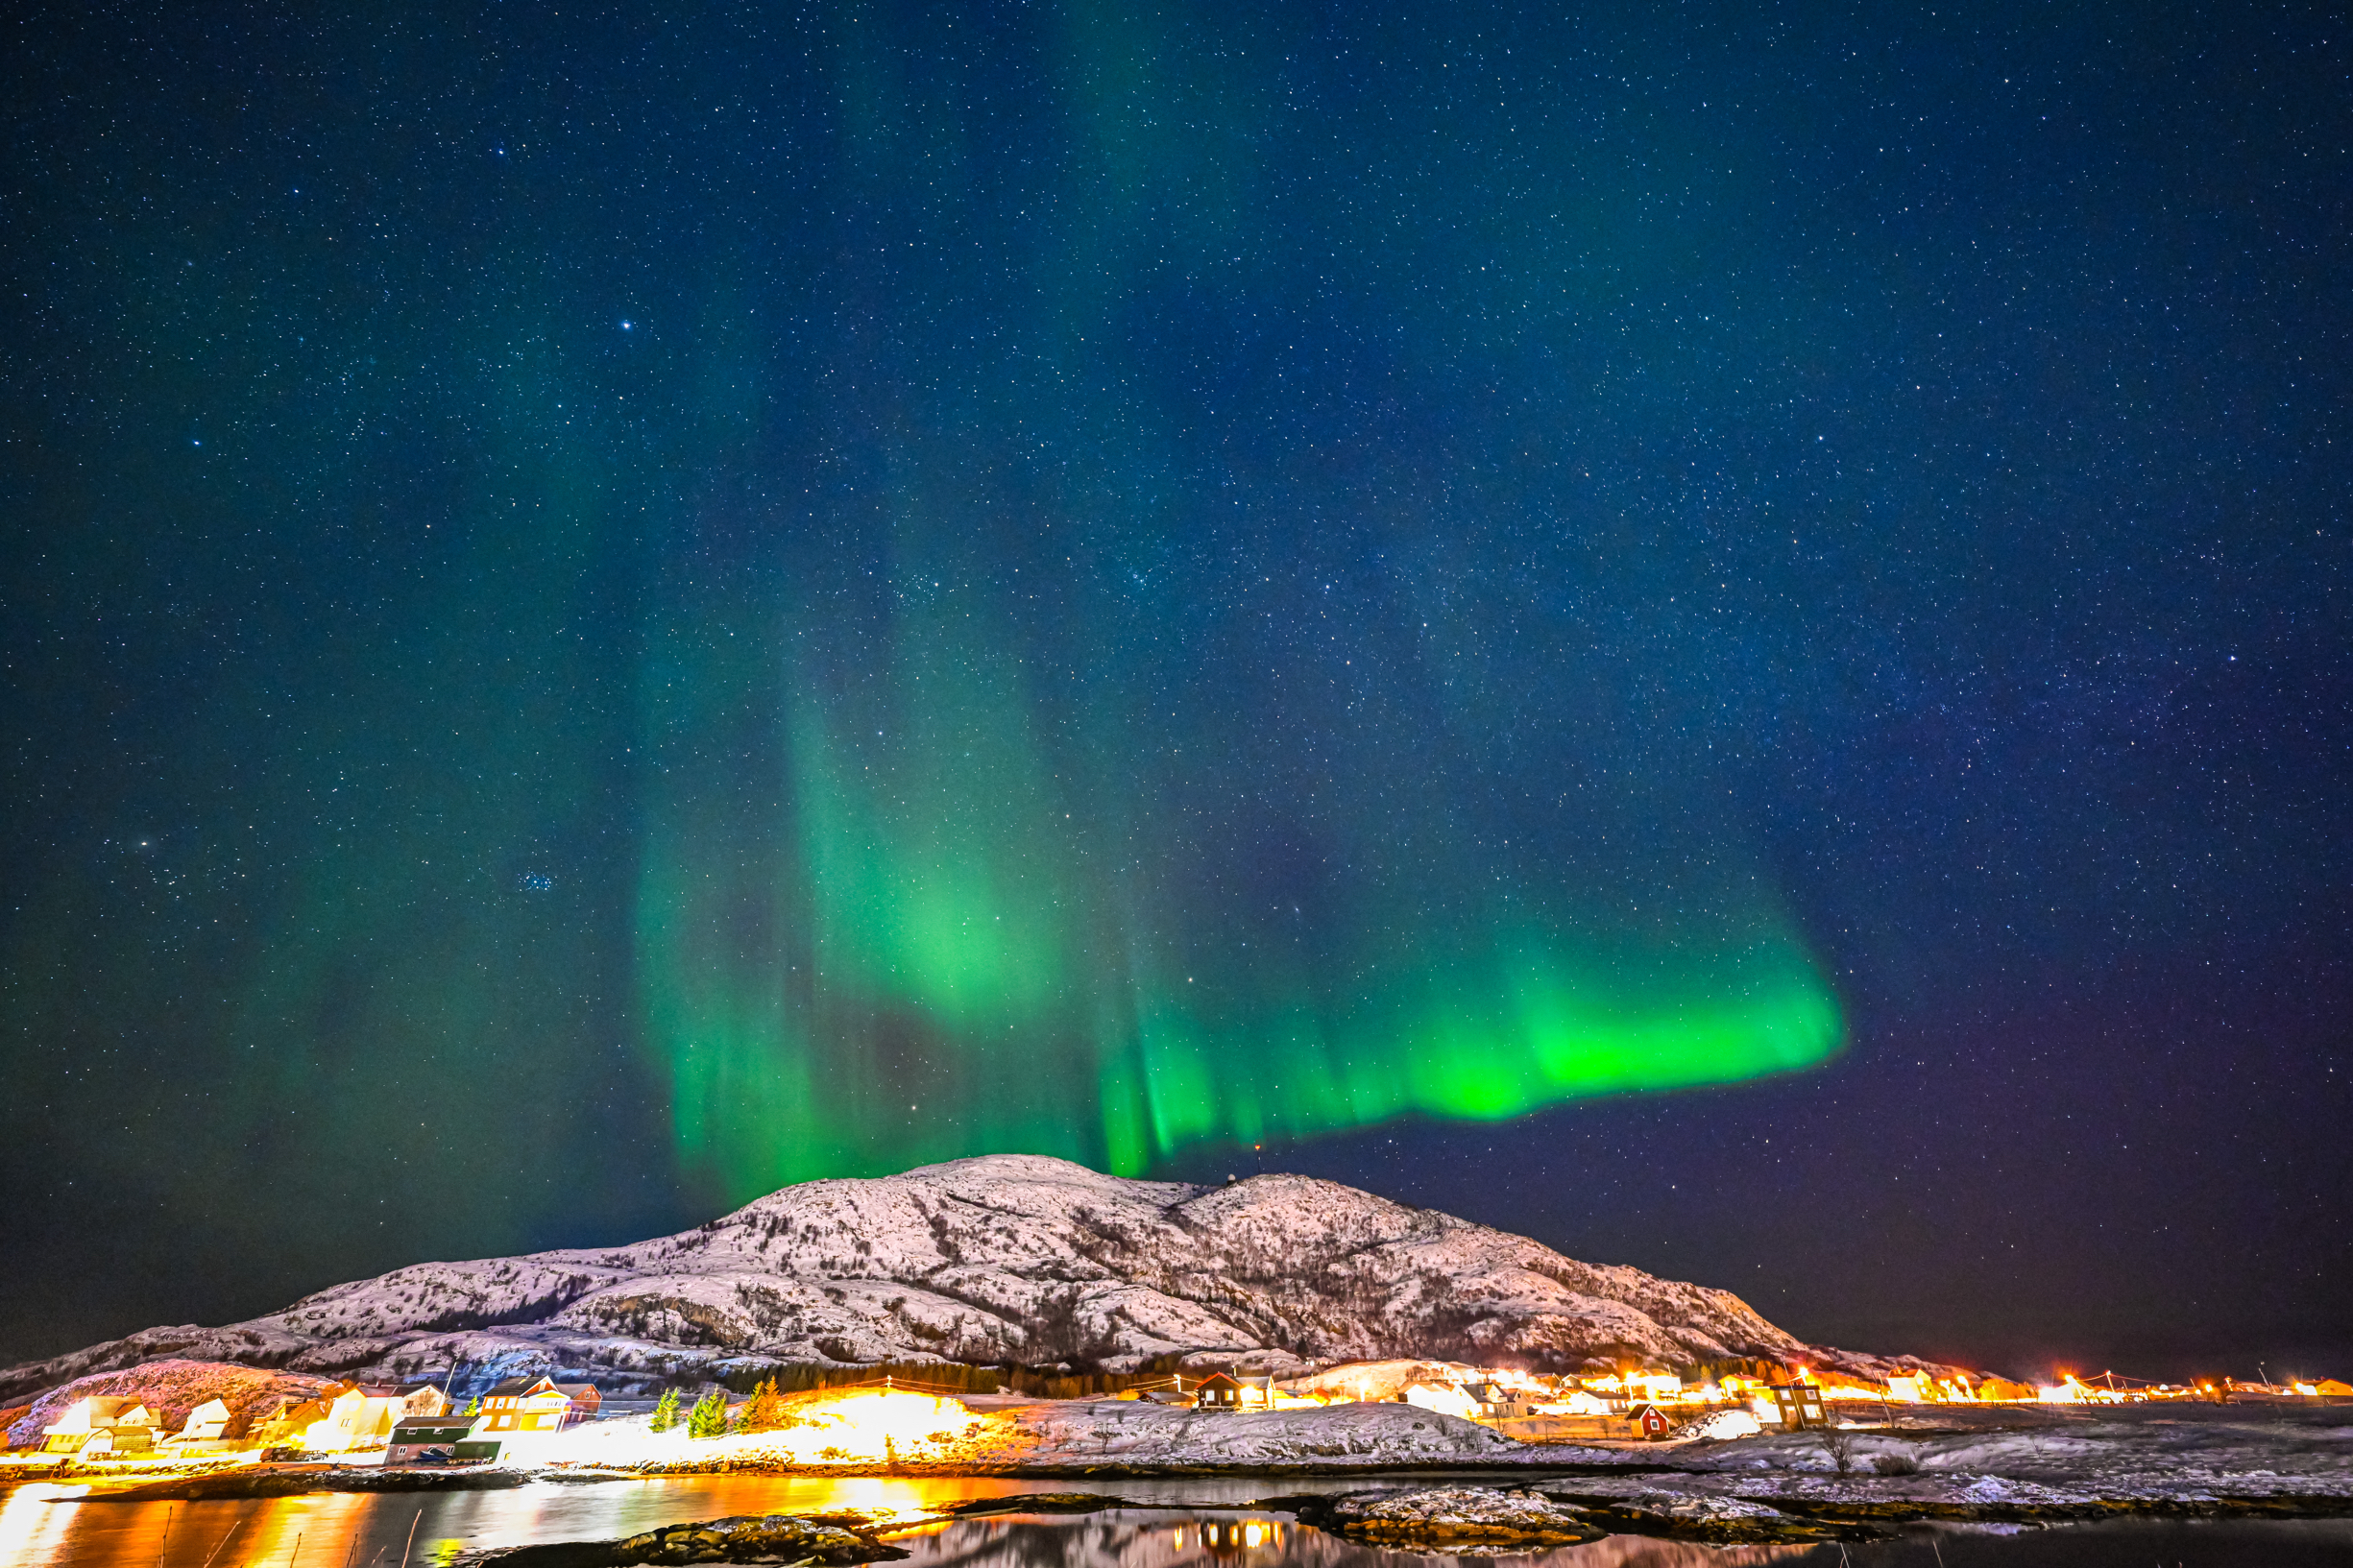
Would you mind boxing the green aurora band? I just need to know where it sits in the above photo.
[633,497,1841,1198]
[0,0,1853,1234]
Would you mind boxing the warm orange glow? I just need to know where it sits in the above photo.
[553,1387,991,1468]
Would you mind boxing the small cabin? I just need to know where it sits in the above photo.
[386,1415,485,1466]
[1768,1384,1829,1430]
[1629,1403,1674,1440]
[1190,1373,1274,1411]
[1192,1373,1246,1410]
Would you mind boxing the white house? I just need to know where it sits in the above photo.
[160,1399,234,1451]
[41,1397,160,1455]
[303,1386,412,1453]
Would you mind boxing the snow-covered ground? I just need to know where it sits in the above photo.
[1645,1403,2353,1505]
[572,1399,1549,1474]
[1008,1400,1540,1468]
[987,1398,2353,1503]
[565,1392,2353,1509]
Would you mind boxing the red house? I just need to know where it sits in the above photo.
[478,1377,600,1433]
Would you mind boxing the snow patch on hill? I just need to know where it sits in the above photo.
[1,1154,1867,1401]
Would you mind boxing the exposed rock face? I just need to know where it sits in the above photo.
[0,1154,1860,1400]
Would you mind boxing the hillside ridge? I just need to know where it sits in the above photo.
[0,1154,1927,1400]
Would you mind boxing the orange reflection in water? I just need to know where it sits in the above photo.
[0,1483,1816,1568]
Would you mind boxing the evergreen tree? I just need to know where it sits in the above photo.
[744,1376,783,1433]
[462,1395,481,1417]
[687,1390,729,1438]
[649,1388,679,1434]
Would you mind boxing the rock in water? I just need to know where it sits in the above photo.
[459,1512,910,1566]
[1305,1486,1607,1549]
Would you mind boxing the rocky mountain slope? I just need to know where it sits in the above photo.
[2,1359,333,1450]
[0,1155,1918,1399]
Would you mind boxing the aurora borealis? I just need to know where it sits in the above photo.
[5,0,2349,1377]
[637,488,1844,1193]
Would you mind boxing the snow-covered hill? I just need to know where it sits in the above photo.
[0,1155,1895,1399]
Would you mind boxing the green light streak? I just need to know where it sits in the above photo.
[635,595,1844,1196]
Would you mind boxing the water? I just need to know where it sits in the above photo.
[0,1481,2345,1568]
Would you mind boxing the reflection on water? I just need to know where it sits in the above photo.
[1,1475,1055,1567]
[897,1512,1810,1568]
[1831,1518,2353,1567]
[0,1480,2348,1568]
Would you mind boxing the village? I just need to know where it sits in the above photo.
[9,1358,2348,1478]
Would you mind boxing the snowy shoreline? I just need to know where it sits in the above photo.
[36,1386,2353,1529]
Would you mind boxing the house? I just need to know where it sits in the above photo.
[478,1376,598,1433]
[1973,1376,2037,1403]
[40,1398,160,1455]
[394,1383,453,1419]
[289,1384,415,1453]
[251,1396,325,1449]
[174,1399,233,1441]
[1191,1373,1246,1410]
[385,1414,486,1466]
[1545,1388,1613,1417]
[552,1383,601,1421]
[1190,1373,1275,1411]
[1767,1384,1830,1429]
[1629,1403,1675,1440]
[1463,1382,1540,1420]
[160,1399,234,1452]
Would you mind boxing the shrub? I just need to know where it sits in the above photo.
[1871,1450,1921,1475]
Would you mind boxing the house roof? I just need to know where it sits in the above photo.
[267,1398,333,1428]
[485,1375,589,1399]
[79,1397,146,1420]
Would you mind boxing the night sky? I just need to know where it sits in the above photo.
[4,0,2347,1383]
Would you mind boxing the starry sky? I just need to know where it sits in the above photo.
[3,0,2347,1382]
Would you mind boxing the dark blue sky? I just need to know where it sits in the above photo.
[3,0,2346,1381]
